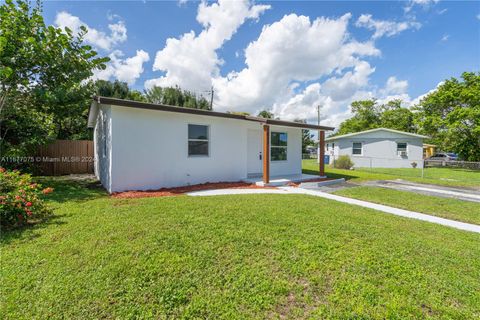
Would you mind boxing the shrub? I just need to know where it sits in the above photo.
[0,168,53,228]
[411,162,418,168]
[334,155,354,170]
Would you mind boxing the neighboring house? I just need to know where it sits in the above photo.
[423,143,437,159]
[88,97,333,193]
[325,128,428,168]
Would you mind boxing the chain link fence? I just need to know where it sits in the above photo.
[302,156,480,184]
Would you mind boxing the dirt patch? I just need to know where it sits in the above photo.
[111,181,272,199]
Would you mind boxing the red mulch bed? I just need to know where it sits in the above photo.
[111,181,269,199]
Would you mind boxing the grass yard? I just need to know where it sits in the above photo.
[303,159,480,188]
[333,186,480,226]
[1,178,480,319]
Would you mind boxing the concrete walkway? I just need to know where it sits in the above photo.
[364,180,480,203]
[186,187,480,234]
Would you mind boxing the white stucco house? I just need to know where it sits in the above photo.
[88,96,333,193]
[325,128,428,168]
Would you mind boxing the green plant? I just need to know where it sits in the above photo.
[334,155,354,169]
[411,161,418,168]
[0,168,53,227]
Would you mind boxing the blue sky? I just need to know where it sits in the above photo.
[43,0,480,126]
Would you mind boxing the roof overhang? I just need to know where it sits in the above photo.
[325,127,429,141]
[89,96,335,131]
[87,99,99,128]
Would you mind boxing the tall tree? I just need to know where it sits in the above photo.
[95,80,145,102]
[336,99,380,135]
[0,0,108,159]
[414,72,480,161]
[294,119,315,154]
[257,110,274,119]
[379,100,415,132]
[336,99,415,135]
[144,85,211,110]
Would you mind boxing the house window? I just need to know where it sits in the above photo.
[352,142,362,155]
[188,124,209,156]
[397,142,407,156]
[326,143,329,151]
[271,132,287,161]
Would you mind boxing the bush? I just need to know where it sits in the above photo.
[411,162,418,168]
[334,155,354,170]
[0,168,53,228]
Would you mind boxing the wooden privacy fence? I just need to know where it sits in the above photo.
[36,140,94,175]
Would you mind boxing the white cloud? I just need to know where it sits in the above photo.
[441,34,449,42]
[55,11,127,51]
[145,0,270,90]
[93,50,150,85]
[476,14,480,20]
[213,13,380,116]
[384,76,409,95]
[437,8,448,15]
[404,0,440,13]
[355,14,421,39]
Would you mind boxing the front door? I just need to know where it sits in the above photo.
[247,129,263,177]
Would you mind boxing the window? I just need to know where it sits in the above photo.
[326,143,329,151]
[397,143,407,152]
[271,132,287,161]
[188,124,209,156]
[352,142,362,155]
[397,142,407,156]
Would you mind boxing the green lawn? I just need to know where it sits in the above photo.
[2,178,480,319]
[333,186,480,225]
[303,159,480,188]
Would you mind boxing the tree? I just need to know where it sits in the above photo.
[294,119,315,154]
[336,99,380,135]
[257,110,274,119]
[379,100,415,132]
[335,99,415,136]
[144,85,211,110]
[95,80,145,102]
[414,72,480,161]
[0,0,108,159]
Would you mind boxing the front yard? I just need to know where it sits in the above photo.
[1,178,480,319]
[302,159,480,188]
[333,186,480,225]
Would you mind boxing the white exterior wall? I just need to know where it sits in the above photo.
[97,105,302,192]
[93,105,112,191]
[327,130,424,168]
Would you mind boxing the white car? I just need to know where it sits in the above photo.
[428,153,458,161]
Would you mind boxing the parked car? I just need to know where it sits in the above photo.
[428,152,458,161]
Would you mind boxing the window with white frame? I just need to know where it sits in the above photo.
[188,124,209,156]
[397,142,407,156]
[352,142,362,155]
[271,132,287,161]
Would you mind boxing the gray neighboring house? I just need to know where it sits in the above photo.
[325,128,428,168]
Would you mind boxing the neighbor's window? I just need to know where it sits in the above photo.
[397,142,407,152]
[352,142,362,155]
[271,132,287,161]
[326,143,329,151]
[188,124,209,156]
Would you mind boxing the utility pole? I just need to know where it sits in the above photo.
[317,104,321,125]
[209,86,214,110]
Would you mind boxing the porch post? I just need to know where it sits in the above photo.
[319,130,325,176]
[263,124,270,184]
